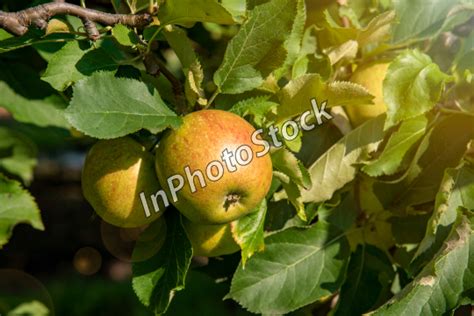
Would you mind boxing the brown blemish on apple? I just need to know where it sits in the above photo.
[223,193,241,211]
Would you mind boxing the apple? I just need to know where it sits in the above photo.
[132,216,167,262]
[155,109,273,224]
[345,62,390,127]
[82,137,164,228]
[183,219,239,257]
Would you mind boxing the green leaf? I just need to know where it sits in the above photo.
[338,6,362,29]
[357,10,396,48]
[0,29,12,41]
[213,0,302,94]
[168,29,202,63]
[264,200,296,231]
[391,0,468,44]
[231,199,267,266]
[390,213,431,245]
[296,123,342,167]
[281,202,318,229]
[0,128,37,184]
[166,271,233,315]
[163,27,198,72]
[132,211,193,315]
[316,10,359,49]
[66,72,182,139]
[34,41,68,62]
[273,171,306,221]
[292,26,332,80]
[326,40,358,65]
[301,115,385,203]
[272,0,306,80]
[318,192,357,232]
[227,221,350,314]
[383,50,451,128]
[315,10,395,51]
[0,30,74,54]
[229,96,278,126]
[372,211,474,315]
[363,115,428,177]
[0,61,69,129]
[0,83,69,129]
[271,148,311,189]
[276,74,373,122]
[412,159,474,272]
[111,24,140,47]
[221,0,247,21]
[335,245,395,316]
[111,0,150,13]
[163,27,206,107]
[157,0,235,26]
[0,175,44,249]
[455,30,474,75]
[42,41,119,91]
[374,114,474,211]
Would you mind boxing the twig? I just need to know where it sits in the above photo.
[0,2,152,40]
[206,88,220,108]
[81,18,100,40]
[145,25,163,53]
[144,52,188,115]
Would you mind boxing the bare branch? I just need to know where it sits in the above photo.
[81,17,100,41]
[0,2,152,37]
[144,52,188,115]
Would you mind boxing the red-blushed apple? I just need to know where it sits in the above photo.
[82,137,164,228]
[155,110,273,224]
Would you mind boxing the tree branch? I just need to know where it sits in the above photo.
[0,2,152,39]
[144,52,188,115]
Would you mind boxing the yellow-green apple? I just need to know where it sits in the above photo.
[82,137,164,228]
[183,219,239,257]
[345,62,390,127]
[155,110,273,224]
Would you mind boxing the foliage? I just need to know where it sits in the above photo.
[0,0,473,314]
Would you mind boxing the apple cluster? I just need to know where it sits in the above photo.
[140,99,333,222]
[81,110,273,257]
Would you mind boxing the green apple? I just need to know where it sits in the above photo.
[183,219,239,257]
[345,62,390,127]
[82,137,164,228]
[132,216,167,262]
[155,110,273,224]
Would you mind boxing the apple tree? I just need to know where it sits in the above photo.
[0,0,473,315]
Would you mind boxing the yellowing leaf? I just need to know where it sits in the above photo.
[276,74,373,122]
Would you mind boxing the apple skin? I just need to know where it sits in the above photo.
[155,110,273,224]
[132,216,167,262]
[183,219,239,257]
[345,62,390,127]
[82,137,164,228]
